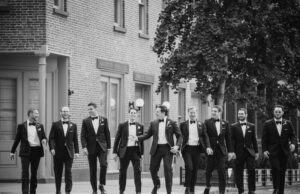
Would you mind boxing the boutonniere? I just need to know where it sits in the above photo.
[138,126,140,129]
[282,120,287,126]
[246,125,250,129]
[69,124,73,127]
[35,122,41,130]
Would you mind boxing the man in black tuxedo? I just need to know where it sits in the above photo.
[203,105,234,194]
[231,108,259,194]
[49,106,79,194]
[10,109,47,194]
[113,107,144,194]
[133,104,182,194]
[262,105,297,194]
[180,106,211,194]
[81,102,111,194]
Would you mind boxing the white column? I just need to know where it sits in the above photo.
[35,45,49,180]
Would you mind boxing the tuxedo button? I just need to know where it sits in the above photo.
[216,141,219,144]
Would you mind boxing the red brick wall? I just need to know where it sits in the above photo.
[0,0,46,51]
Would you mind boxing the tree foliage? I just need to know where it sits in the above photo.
[153,0,300,117]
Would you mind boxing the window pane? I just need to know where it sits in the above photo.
[114,0,119,23]
[110,82,119,137]
[0,78,17,140]
[28,79,39,110]
[100,81,108,117]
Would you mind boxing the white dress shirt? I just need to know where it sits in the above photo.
[215,120,221,136]
[62,119,69,136]
[92,116,99,134]
[128,121,137,147]
[275,118,283,136]
[158,117,168,144]
[27,120,40,147]
[188,120,199,145]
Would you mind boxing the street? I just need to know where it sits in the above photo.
[0,178,299,194]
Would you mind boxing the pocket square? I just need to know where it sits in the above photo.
[283,128,288,131]
[247,131,252,133]
[100,124,104,126]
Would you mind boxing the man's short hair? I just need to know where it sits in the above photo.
[60,106,70,112]
[274,104,284,111]
[213,105,223,113]
[238,108,247,114]
[156,104,169,116]
[128,107,137,113]
[88,102,97,108]
[187,106,197,112]
[27,108,38,117]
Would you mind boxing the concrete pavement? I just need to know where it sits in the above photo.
[0,178,299,194]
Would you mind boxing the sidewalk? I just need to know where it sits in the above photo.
[0,178,299,194]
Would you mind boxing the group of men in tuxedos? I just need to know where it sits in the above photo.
[10,102,111,194]
[9,102,297,194]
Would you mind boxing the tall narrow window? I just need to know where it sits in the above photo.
[100,76,121,137]
[0,78,17,140]
[178,88,186,123]
[53,0,68,16]
[114,0,125,29]
[139,0,149,37]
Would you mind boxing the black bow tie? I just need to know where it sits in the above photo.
[29,122,36,126]
[158,119,164,123]
[91,117,98,120]
[240,123,246,126]
[190,121,196,124]
[275,121,282,125]
[213,119,220,122]
[129,122,136,126]
[62,121,69,125]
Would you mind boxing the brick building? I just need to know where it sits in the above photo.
[0,0,215,181]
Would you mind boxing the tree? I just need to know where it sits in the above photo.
[153,0,300,117]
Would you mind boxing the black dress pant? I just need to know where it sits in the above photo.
[182,145,201,191]
[205,147,226,193]
[119,147,141,193]
[88,144,108,192]
[269,149,288,194]
[54,147,73,193]
[150,144,173,194]
[235,148,256,193]
[21,147,41,194]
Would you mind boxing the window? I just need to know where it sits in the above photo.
[0,78,17,140]
[100,76,121,137]
[0,0,9,11]
[53,0,68,17]
[178,88,186,123]
[139,0,149,39]
[114,0,126,33]
[161,84,169,103]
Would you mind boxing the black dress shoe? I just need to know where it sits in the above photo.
[136,192,141,194]
[248,191,255,194]
[185,187,190,194]
[92,192,97,194]
[203,188,210,194]
[151,186,158,194]
[99,186,107,194]
[65,192,70,194]
[119,191,124,194]
[273,189,279,194]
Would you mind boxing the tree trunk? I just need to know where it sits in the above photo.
[216,55,227,106]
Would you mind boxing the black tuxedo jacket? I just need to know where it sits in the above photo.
[204,118,232,156]
[11,121,47,157]
[49,120,79,159]
[81,116,111,154]
[180,120,210,152]
[262,119,297,157]
[138,118,183,156]
[231,122,258,157]
[113,121,144,158]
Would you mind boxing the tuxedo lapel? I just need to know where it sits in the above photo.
[58,120,65,137]
[88,117,96,135]
[23,122,28,140]
[271,120,280,137]
[124,121,129,138]
[210,119,218,136]
[237,123,244,139]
